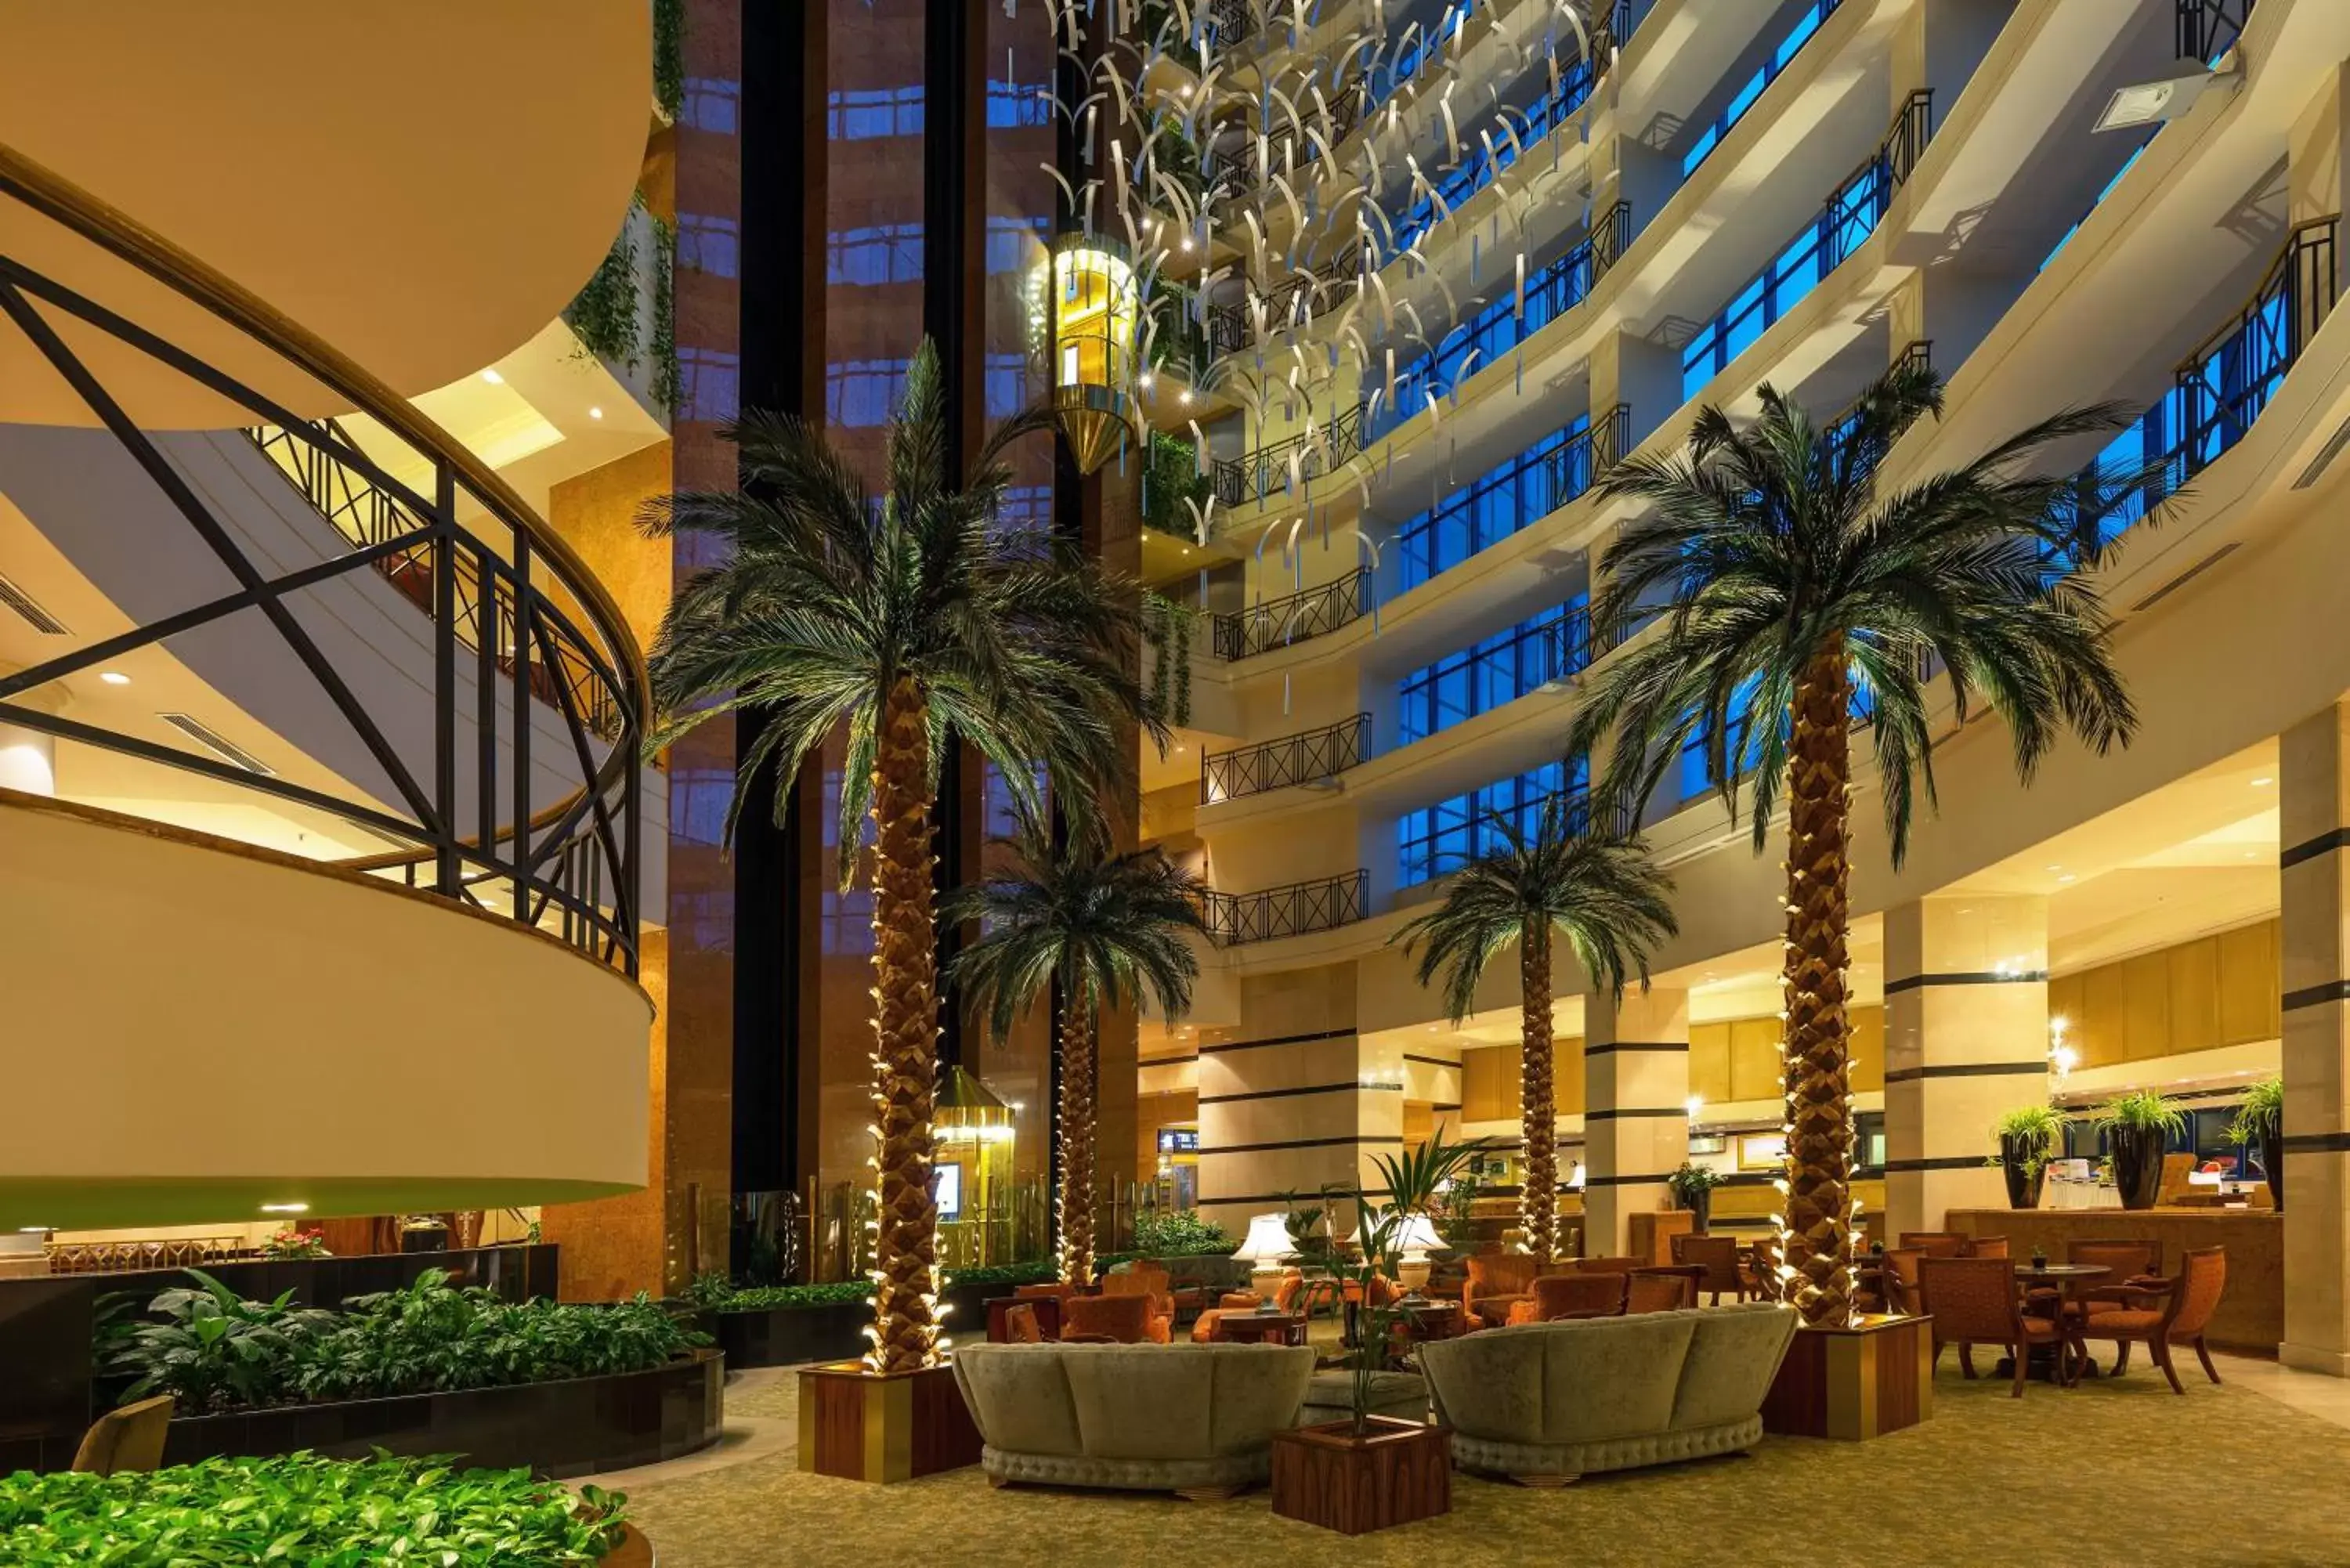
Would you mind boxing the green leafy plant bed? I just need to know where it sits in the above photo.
[691,1263,1060,1369]
[0,1454,630,1565]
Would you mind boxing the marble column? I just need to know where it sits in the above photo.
[1583,985,1690,1259]
[1883,895,2050,1239]
[2280,703,2350,1375]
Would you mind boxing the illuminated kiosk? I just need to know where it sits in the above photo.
[935,1064,1016,1269]
[1049,234,1141,474]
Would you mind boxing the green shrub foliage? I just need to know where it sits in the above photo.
[0,1454,625,1566]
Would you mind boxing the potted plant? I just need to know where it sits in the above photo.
[1665,1162,1722,1233]
[261,1227,331,1261]
[1270,1131,1484,1535]
[1988,1105,2066,1209]
[2096,1090,2186,1210]
[398,1215,450,1254]
[2227,1076,2285,1211]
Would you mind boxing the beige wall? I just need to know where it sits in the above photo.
[2049,919,2281,1071]
[0,790,650,1230]
[548,439,675,659]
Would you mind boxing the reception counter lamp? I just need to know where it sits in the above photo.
[1049,234,1140,474]
[1233,1212,1293,1308]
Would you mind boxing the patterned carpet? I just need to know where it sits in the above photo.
[622,1361,2350,1567]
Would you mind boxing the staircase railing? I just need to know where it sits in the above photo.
[1201,713,1370,803]
[0,143,643,975]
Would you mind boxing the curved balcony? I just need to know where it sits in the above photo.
[0,146,649,1227]
[1201,713,1370,804]
[1209,567,1372,659]
[1201,869,1368,946]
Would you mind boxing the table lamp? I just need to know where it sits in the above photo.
[1394,1212,1444,1297]
[1232,1213,1292,1310]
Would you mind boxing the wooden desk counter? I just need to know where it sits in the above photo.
[1945,1209,2280,1352]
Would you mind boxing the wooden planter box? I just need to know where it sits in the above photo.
[797,1360,980,1483]
[1271,1418,1450,1534]
[1761,1313,1932,1441]
[711,1281,1002,1369]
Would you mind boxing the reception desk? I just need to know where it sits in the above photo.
[1945,1209,2281,1353]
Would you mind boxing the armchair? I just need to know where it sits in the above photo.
[2077,1245,2227,1393]
[1917,1255,2073,1396]
[1065,1292,1166,1344]
[1462,1252,1542,1330]
[1507,1271,1626,1324]
[1627,1266,1703,1313]
[1101,1267,1176,1342]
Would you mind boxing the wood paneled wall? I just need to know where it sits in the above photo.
[1459,1038,1585,1123]
[1688,1006,1884,1104]
[2047,919,2280,1069]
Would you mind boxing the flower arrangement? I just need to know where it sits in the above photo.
[260,1227,330,1262]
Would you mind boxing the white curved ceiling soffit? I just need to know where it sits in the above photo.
[0,1,651,429]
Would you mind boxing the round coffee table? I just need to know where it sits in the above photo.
[1215,1310,1306,1346]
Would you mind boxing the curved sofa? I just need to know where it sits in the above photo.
[952,1341,1314,1498]
[1418,1302,1797,1485]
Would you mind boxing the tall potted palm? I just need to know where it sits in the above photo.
[1391,800,1677,1266]
[643,338,1155,1414]
[1566,359,2156,1328]
[945,833,1206,1288]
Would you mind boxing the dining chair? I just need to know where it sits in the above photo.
[2076,1246,2228,1393]
[1880,1248,1925,1316]
[1509,1270,1628,1323]
[2062,1238,2166,1317]
[1744,1236,1783,1301]
[1670,1234,1748,1302]
[1917,1255,2075,1396]
[1626,1266,1703,1313]
[1965,1236,2010,1260]
[1899,1232,1969,1259]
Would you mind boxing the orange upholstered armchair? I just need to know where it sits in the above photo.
[1462,1252,1542,1330]
[1627,1266,1703,1313]
[1507,1271,1626,1324]
[2077,1245,2227,1393]
[1899,1232,1969,1258]
[1918,1255,2073,1396]
[1063,1292,1165,1344]
[1101,1268,1175,1342]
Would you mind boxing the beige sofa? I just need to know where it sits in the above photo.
[952,1342,1315,1498]
[1417,1302,1797,1485]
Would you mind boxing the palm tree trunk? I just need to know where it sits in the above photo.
[867,673,942,1373]
[1057,992,1098,1288]
[1782,650,1856,1328]
[1520,923,1556,1267]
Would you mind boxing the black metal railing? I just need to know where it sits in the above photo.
[1210,567,1372,659]
[1201,869,1368,945]
[1592,196,1633,281]
[1589,0,1654,60]
[246,422,620,738]
[1206,240,1365,356]
[2175,215,2336,474]
[1212,402,1368,506]
[2178,0,2254,63]
[1880,89,1934,192]
[0,143,642,976]
[1201,713,1370,803]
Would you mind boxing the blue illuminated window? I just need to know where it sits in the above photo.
[1389,52,1601,256]
[987,80,1054,128]
[1368,238,1600,441]
[1679,0,1840,178]
[678,214,739,279]
[1396,600,1592,745]
[2039,141,2151,274]
[828,224,924,286]
[830,86,924,140]
[1682,154,1889,399]
[827,359,911,426]
[678,347,739,423]
[1394,416,1596,589]
[1398,760,1586,887]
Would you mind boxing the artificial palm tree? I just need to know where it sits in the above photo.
[642,340,1157,1373]
[945,833,1206,1288]
[1564,359,2151,1327]
[1391,800,1677,1266]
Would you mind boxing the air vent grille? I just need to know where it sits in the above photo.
[0,572,68,635]
[2129,542,2240,613]
[158,713,275,776]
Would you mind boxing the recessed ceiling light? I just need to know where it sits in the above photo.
[2057,873,2077,884]
[2251,775,2273,787]
[16,1226,50,1234]
[99,670,130,685]
[588,406,603,421]
[259,1201,309,1214]
[481,369,504,385]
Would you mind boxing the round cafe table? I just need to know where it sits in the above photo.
[2005,1262,2111,1381]
[1214,1310,1306,1347]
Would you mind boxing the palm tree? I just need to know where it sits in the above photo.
[642,340,1156,1373]
[1564,359,2150,1327]
[945,833,1206,1288]
[1391,800,1677,1266]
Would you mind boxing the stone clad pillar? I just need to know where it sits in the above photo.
[2280,703,2350,1376]
[1582,986,1690,1259]
[1882,896,2050,1240]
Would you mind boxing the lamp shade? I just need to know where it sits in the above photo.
[1394,1212,1444,1256]
[1231,1212,1292,1264]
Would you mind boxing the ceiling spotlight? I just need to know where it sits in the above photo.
[588,406,604,421]
[99,671,131,685]
[1685,1094,1705,1122]
[1179,389,1194,407]
[2057,873,2077,884]
[480,369,504,385]
[2251,775,2273,787]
